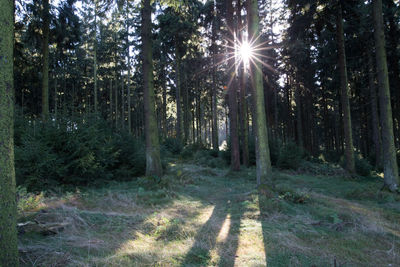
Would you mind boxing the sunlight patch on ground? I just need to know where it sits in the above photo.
[216,214,231,243]
[235,198,266,266]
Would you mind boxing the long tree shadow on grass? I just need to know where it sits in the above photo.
[217,198,245,267]
[180,200,230,266]
[179,194,246,266]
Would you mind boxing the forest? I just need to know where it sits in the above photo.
[0,0,400,266]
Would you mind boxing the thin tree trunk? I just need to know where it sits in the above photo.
[115,77,118,128]
[54,75,58,119]
[109,79,113,121]
[336,4,355,173]
[161,55,167,138]
[226,0,240,171]
[42,0,50,120]
[367,51,382,167]
[247,0,272,184]
[93,1,98,113]
[121,74,125,128]
[373,0,399,191]
[126,7,132,133]
[295,84,303,148]
[0,1,18,263]
[237,0,249,166]
[142,0,162,176]
[183,65,189,144]
[175,47,182,141]
[211,1,219,151]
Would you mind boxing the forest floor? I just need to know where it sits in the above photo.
[17,161,400,266]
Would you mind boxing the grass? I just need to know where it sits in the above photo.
[17,161,400,266]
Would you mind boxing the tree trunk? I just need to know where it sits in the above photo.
[373,0,399,191]
[126,8,132,133]
[93,1,98,113]
[121,74,125,128]
[237,0,249,166]
[115,77,118,128]
[226,0,240,171]
[127,60,132,133]
[162,57,167,138]
[142,0,163,176]
[175,47,182,141]
[0,1,18,264]
[295,84,304,148]
[336,4,355,173]
[109,79,113,121]
[367,51,382,168]
[42,0,50,120]
[386,0,400,148]
[247,0,272,184]
[54,75,57,119]
[183,65,189,144]
[211,2,219,151]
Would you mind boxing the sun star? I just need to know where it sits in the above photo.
[239,40,252,62]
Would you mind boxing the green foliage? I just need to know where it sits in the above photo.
[354,154,373,177]
[162,137,183,154]
[192,150,226,169]
[16,187,44,211]
[298,161,347,176]
[322,150,342,163]
[15,115,147,191]
[339,153,373,177]
[275,185,310,204]
[277,142,305,170]
[278,191,310,204]
[180,142,207,159]
[268,138,281,166]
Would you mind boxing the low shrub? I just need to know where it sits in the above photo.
[355,154,373,177]
[162,137,183,154]
[180,142,207,159]
[15,114,148,191]
[339,153,373,177]
[323,150,342,163]
[193,150,227,168]
[277,142,305,170]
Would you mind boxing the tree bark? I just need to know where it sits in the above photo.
[367,51,382,168]
[109,79,113,121]
[93,1,98,113]
[211,1,219,151]
[237,0,249,167]
[125,3,132,133]
[295,83,303,148]
[226,0,240,171]
[336,4,355,173]
[373,0,399,191]
[183,64,189,144]
[175,46,182,141]
[247,0,272,184]
[42,0,50,120]
[0,0,19,264]
[142,0,163,176]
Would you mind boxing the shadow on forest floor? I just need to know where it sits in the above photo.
[18,163,265,266]
[18,161,400,266]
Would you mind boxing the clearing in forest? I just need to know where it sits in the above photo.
[18,162,400,266]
